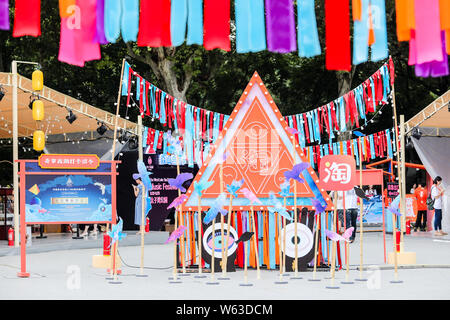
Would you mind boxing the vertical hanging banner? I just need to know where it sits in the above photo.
[59,0,75,18]
[203,0,230,51]
[370,0,388,62]
[94,0,108,44]
[13,0,41,37]
[0,0,9,30]
[171,0,188,46]
[353,0,369,65]
[104,0,121,43]
[186,0,203,45]
[265,0,297,53]
[297,0,321,58]
[414,0,443,64]
[235,0,266,53]
[121,0,139,42]
[137,0,172,47]
[325,0,351,71]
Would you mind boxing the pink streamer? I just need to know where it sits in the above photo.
[414,0,443,64]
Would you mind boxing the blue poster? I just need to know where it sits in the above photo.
[360,195,383,224]
[25,174,113,223]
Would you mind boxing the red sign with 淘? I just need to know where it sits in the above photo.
[319,155,356,191]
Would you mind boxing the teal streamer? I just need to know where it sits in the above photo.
[354,139,359,164]
[268,211,275,269]
[186,0,203,45]
[369,134,375,159]
[352,0,369,65]
[297,0,321,57]
[136,77,140,100]
[160,92,166,125]
[171,0,188,46]
[296,114,306,148]
[121,0,139,42]
[370,0,388,62]
[121,61,129,96]
[104,0,121,43]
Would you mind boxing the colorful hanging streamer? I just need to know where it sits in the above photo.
[265,0,297,53]
[186,0,203,45]
[171,0,188,46]
[297,0,321,58]
[414,0,443,64]
[104,0,121,43]
[0,0,9,30]
[13,0,41,37]
[203,0,230,51]
[94,0,108,44]
[121,0,139,42]
[137,0,172,47]
[235,0,266,53]
[325,0,351,71]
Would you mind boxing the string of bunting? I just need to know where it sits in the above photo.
[7,0,449,76]
[125,59,396,168]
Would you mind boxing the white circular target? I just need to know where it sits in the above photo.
[203,223,238,259]
[279,223,314,258]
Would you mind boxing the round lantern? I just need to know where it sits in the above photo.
[33,130,45,151]
[32,99,44,121]
[32,70,44,91]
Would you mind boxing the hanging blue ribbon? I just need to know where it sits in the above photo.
[153,130,160,152]
[327,104,335,144]
[258,211,264,265]
[171,0,188,46]
[121,0,139,42]
[313,109,321,144]
[296,114,306,148]
[268,211,276,269]
[185,105,194,167]
[142,79,147,113]
[370,0,388,62]
[369,77,376,110]
[355,86,366,119]
[353,0,369,65]
[121,61,130,96]
[369,134,375,159]
[235,0,266,53]
[307,112,315,143]
[213,113,220,142]
[354,139,359,164]
[297,0,321,57]
[136,76,140,101]
[143,127,148,148]
[173,99,178,131]
[386,129,393,159]
[186,0,203,45]
[150,86,156,117]
[308,146,314,168]
[104,0,121,43]
[320,212,327,263]
[338,98,347,132]
[159,92,166,125]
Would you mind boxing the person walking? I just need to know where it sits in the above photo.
[431,176,447,236]
[345,188,359,243]
[414,183,428,232]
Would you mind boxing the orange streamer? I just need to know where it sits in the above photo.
[352,0,362,21]
[368,4,375,46]
[59,0,75,18]
[440,0,450,30]
[395,0,415,41]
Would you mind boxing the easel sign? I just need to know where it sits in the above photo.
[16,155,119,277]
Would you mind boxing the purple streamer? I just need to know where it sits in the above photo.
[265,0,296,53]
[0,0,10,30]
[415,31,449,78]
[94,0,108,44]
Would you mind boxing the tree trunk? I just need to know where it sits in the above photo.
[336,68,356,141]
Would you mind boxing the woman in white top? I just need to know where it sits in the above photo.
[431,176,447,236]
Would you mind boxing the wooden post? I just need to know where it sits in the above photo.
[250,205,260,279]
[283,198,287,274]
[223,196,234,278]
[291,135,299,278]
[329,197,338,287]
[197,198,203,276]
[399,114,406,249]
[357,137,365,280]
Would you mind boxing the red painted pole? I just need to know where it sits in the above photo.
[18,161,29,278]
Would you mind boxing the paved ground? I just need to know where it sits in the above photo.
[0,231,449,300]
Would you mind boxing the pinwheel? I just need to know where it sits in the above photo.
[137,160,153,191]
[164,225,187,244]
[236,232,254,244]
[194,180,214,196]
[267,192,292,221]
[311,198,327,215]
[168,172,194,193]
[240,188,262,205]
[287,127,300,135]
[167,194,188,209]
[325,227,354,242]
[284,162,309,184]
[203,193,228,224]
[354,186,370,201]
[278,180,294,198]
[388,195,402,216]
[107,217,127,248]
[226,179,245,198]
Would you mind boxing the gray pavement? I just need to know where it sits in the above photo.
[0,231,450,300]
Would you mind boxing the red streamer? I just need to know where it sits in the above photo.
[203,0,230,51]
[137,0,171,47]
[325,0,351,71]
[13,0,41,37]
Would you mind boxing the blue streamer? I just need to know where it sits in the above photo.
[297,0,321,57]
[313,109,321,144]
[142,79,147,113]
[121,61,130,96]
[136,77,140,101]
[153,130,160,152]
[327,104,335,144]
[386,129,392,159]
[171,0,188,46]
[104,0,121,43]
[370,0,388,62]
[296,114,306,148]
[186,0,203,45]
[121,0,139,42]
[235,0,266,53]
[354,139,359,164]
[369,134,375,159]
[268,211,275,269]
[307,112,314,142]
[160,92,166,125]
[353,0,369,65]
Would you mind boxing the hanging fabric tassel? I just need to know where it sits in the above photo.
[370,0,388,62]
[94,0,108,44]
[353,0,369,65]
[0,0,9,30]
[137,0,172,47]
[414,0,443,64]
[121,0,139,42]
[186,0,203,45]
[171,0,188,46]
[325,0,351,71]
[414,31,449,77]
[59,0,75,18]
[104,0,121,43]
[13,0,41,37]
[395,0,415,42]
[235,0,266,53]
[353,0,362,21]
[265,0,297,53]
[297,0,321,57]
[367,2,375,46]
[203,0,230,51]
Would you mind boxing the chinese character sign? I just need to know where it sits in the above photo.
[319,155,356,191]
[387,182,399,199]
[38,154,100,170]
